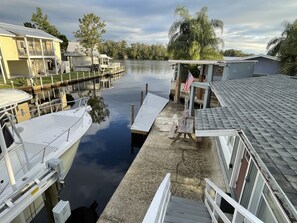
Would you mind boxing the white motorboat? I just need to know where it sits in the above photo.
[0,89,92,222]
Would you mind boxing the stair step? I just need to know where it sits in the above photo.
[166,206,209,218]
[164,213,211,223]
[171,196,202,206]
[164,196,211,223]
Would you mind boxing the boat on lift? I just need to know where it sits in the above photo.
[0,89,92,223]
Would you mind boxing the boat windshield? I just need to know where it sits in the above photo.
[0,118,14,153]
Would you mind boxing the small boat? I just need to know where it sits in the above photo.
[0,89,92,222]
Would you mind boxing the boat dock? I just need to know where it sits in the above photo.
[130,93,168,135]
[98,102,226,223]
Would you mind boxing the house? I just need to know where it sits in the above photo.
[195,75,297,222]
[226,54,280,76]
[0,22,62,81]
[169,59,257,103]
[64,41,112,71]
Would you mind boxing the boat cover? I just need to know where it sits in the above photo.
[0,89,32,108]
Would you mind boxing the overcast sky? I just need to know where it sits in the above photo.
[0,0,296,54]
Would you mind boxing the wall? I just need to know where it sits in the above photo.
[54,41,62,63]
[0,36,19,78]
[246,57,280,75]
[217,135,290,222]
[223,62,255,80]
[7,60,29,76]
[72,56,99,67]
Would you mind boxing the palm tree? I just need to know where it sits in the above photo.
[278,21,297,75]
[266,21,294,56]
[168,6,224,60]
[267,20,297,75]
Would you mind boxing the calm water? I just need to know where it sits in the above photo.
[59,60,173,216]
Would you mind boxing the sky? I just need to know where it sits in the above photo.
[0,0,296,54]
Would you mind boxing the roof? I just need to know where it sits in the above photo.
[241,54,279,61]
[0,89,32,108]
[65,41,100,56]
[0,22,61,42]
[195,75,297,218]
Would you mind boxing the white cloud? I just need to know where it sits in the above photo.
[0,0,296,54]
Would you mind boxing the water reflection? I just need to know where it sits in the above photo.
[59,60,173,217]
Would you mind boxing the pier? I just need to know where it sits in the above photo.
[98,102,226,223]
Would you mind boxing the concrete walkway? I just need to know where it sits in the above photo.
[97,102,225,223]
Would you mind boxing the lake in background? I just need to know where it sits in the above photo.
[58,60,173,217]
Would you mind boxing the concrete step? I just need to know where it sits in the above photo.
[164,196,211,223]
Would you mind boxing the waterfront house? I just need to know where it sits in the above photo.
[64,41,112,71]
[241,54,280,76]
[0,22,62,82]
[195,75,297,222]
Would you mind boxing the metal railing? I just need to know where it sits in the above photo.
[205,178,263,223]
[0,97,89,195]
[142,173,171,223]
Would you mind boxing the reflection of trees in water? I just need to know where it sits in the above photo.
[87,95,110,124]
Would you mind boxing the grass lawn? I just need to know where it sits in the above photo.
[0,71,100,89]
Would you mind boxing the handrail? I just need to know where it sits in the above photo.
[204,178,263,223]
[142,173,171,223]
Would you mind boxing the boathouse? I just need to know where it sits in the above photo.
[0,22,62,81]
[195,75,297,222]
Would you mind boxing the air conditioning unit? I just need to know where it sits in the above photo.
[52,200,71,223]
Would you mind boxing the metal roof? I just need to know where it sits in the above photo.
[195,75,297,217]
[0,22,61,42]
[0,89,32,108]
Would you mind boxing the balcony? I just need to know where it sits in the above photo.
[18,49,55,57]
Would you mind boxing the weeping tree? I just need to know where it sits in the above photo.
[267,20,297,75]
[74,13,106,69]
[168,6,224,60]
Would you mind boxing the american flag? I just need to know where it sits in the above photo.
[183,71,194,93]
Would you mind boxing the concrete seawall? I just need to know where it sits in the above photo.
[98,102,225,223]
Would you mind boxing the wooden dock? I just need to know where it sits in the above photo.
[130,93,168,134]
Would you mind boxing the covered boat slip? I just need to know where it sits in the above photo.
[131,93,169,134]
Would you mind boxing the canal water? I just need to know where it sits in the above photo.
[57,60,173,218]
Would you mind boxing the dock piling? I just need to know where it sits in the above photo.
[145,83,148,95]
[140,91,144,106]
[131,104,135,126]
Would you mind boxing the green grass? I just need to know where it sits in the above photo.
[0,71,100,89]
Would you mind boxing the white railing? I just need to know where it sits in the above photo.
[205,178,263,223]
[142,173,171,223]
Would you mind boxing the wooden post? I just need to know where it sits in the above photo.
[83,72,85,79]
[60,74,63,83]
[145,83,148,95]
[69,72,71,82]
[174,63,181,103]
[131,104,135,126]
[88,71,91,78]
[76,72,79,80]
[40,76,43,88]
[51,76,54,85]
[140,91,143,106]
[197,65,204,100]
[48,91,53,113]
[10,81,14,89]
[44,183,59,223]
